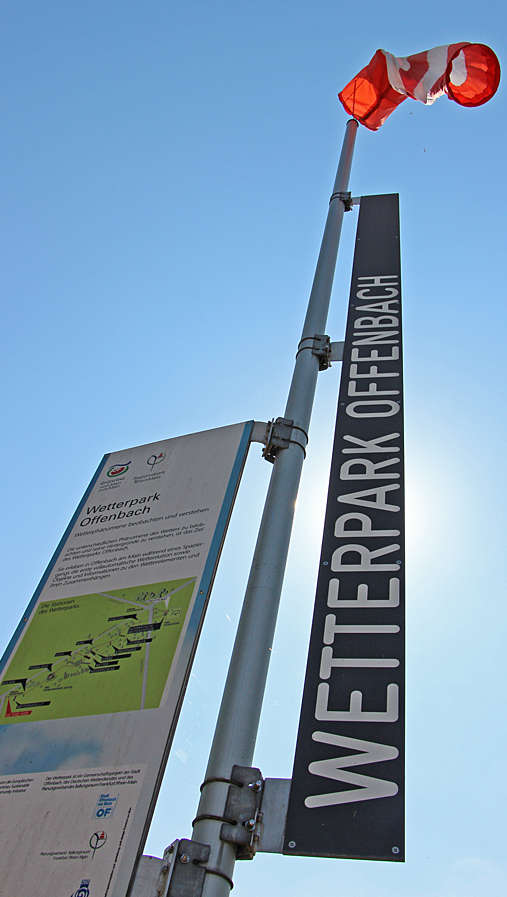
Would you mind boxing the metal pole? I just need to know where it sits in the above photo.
[191,118,358,897]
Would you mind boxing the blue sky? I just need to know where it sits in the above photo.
[1,2,506,895]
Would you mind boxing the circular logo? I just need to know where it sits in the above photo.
[106,461,131,478]
[147,452,166,469]
[70,881,90,897]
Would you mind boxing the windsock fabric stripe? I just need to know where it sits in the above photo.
[384,43,469,105]
[339,42,500,130]
[411,45,450,102]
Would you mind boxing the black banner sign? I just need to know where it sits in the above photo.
[284,194,404,862]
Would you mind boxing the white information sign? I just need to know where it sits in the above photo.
[0,421,253,897]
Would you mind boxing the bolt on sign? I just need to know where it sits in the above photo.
[0,422,253,897]
[284,195,404,861]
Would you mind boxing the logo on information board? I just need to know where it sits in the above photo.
[89,831,107,857]
[94,792,118,819]
[70,880,91,897]
[106,461,131,478]
[147,451,166,468]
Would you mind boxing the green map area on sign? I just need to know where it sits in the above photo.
[0,578,195,725]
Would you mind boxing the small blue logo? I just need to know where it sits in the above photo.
[70,880,90,897]
[94,792,118,820]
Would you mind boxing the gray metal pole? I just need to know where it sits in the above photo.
[191,118,358,897]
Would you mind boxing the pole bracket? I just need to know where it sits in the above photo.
[330,340,344,361]
[156,838,235,896]
[220,765,265,860]
[330,190,353,210]
[312,333,331,369]
[156,839,211,897]
[296,333,331,370]
[262,418,308,463]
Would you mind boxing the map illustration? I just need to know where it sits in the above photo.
[0,578,195,724]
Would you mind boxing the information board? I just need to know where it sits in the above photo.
[0,421,253,897]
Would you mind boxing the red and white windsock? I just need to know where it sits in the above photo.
[339,43,500,130]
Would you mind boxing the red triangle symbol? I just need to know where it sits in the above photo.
[5,699,32,718]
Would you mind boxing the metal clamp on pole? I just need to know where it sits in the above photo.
[312,333,331,370]
[220,766,264,860]
[329,190,353,210]
[157,838,236,897]
[157,839,209,897]
[262,418,308,463]
[295,334,332,370]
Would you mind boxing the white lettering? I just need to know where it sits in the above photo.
[355,298,399,310]
[320,647,399,678]
[357,275,398,284]
[315,682,399,722]
[354,315,399,329]
[334,512,399,538]
[323,616,400,643]
[339,458,400,480]
[346,400,400,417]
[304,731,398,808]
[338,484,400,511]
[349,363,399,379]
[341,433,400,454]
[348,381,400,397]
[351,346,399,362]
[331,543,400,572]
[327,578,400,608]
[337,483,400,511]
[353,331,399,346]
